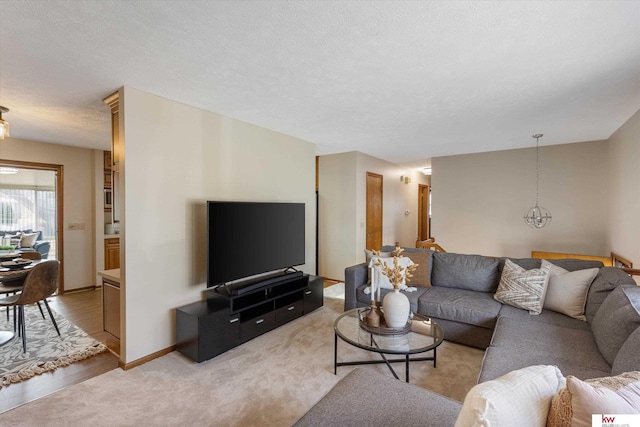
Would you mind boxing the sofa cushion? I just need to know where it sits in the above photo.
[455,365,565,427]
[484,316,611,382]
[591,285,640,365]
[432,252,499,292]
[419,286,501,329]
[294,368,462,427]
[356,284,428,314]
[494,259,550,315]
[612,326,640,375]
[541,259,598,321]
[547,372,640,427]
[479,346,611,384]
[498,304,591,332]
[585,267,636,324]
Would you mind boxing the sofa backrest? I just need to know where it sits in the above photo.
[432,252,500,292]
[496,257,604,274]
[1,229,43,242]
[584,266,637,324]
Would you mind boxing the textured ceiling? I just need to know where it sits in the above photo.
[0,1,638,165]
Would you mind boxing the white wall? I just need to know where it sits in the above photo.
[0,138,98,291]
[318,151,429,280]
[606,109,640,279]
[318,152,358,281]
[431,140,609,257]
[121,87,316,363]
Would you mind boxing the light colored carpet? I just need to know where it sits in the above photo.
[0,304,107,388]
[0,283,483,426]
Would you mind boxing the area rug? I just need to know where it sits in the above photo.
[0,304,107,388]
[0,283,483,426]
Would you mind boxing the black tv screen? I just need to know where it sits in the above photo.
[207,201,305,286]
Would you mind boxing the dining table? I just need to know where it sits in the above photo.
[0,255,42,347]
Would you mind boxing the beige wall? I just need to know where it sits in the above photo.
[606,109,640,279]
[121,87,316,363]
[0,138,98,291]
[318,151,429,280]
[431,140,610,258]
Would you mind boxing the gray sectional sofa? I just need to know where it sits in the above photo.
[296,248,640,426]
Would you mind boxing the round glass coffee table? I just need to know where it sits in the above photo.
[334,308,444,383]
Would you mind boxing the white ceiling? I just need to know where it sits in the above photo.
[0,1,638,166]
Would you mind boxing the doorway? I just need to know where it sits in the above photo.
[0,159,64,291]
[366,172,383,250]
[418,184,430,241]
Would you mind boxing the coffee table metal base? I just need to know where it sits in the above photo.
[334,333,437,383]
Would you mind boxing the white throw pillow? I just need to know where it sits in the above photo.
[18,232,39,248]
[547,372,640,427]
[455,365,565,427]
[494,259,551,315]
[364,249,391,283]
[541,259,598,321]
[368,256,414,290]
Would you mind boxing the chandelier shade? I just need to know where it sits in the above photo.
[523,134,552,229]
[0,106,9,139]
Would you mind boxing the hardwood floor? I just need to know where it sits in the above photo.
[0,289,119,414]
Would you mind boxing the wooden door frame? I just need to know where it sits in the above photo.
[366,172,383,250]
[417,184,430,241]
[0,159,64,293]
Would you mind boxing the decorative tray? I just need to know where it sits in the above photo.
[358,308,411,336]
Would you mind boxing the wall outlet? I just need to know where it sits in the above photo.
[68,223,85,230]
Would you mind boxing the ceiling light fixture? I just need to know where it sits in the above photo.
[0,167,18,174]
[524,134,552,229]
[0,106,10,139]
[422,167,432,175]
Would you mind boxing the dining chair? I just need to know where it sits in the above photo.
[0,260,61,352]
[18,251,42,261]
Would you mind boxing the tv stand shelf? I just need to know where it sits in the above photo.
[176,274,324,363]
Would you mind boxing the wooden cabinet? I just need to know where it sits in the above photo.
[105,238,120,270]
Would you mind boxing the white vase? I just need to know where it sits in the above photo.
[383,289,410,328]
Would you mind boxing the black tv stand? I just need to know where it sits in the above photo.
[176,274,324,363]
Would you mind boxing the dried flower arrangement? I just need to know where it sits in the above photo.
[372,246,418,289]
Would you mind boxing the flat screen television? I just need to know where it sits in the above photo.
[207,201,305,287]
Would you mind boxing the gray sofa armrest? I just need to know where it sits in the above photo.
[344,263,368,311]
[294,368,461,427]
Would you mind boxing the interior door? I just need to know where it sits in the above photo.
[418,184,430,241]
[366,172,383,250]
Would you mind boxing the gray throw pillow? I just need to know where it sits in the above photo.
[591,285,640,365]
[432,252,499,292]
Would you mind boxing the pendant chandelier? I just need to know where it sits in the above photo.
[523,134,552,229]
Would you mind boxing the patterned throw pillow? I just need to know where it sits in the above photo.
[547,371,640,427]
[494,259,551,315]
